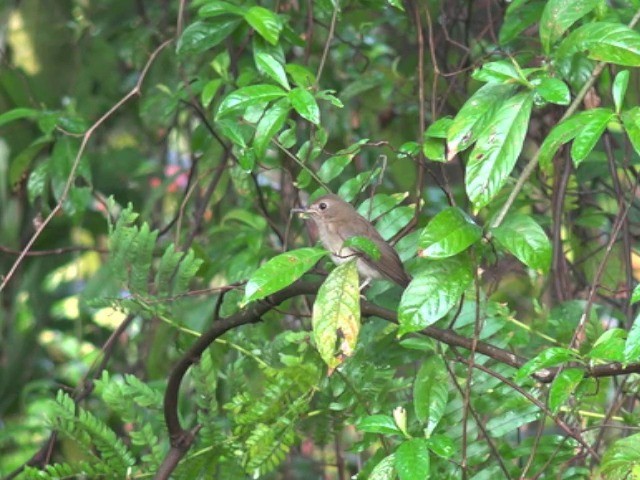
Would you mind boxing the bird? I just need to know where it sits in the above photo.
[296,194,411,288]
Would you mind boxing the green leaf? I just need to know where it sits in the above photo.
[317,154,353,183]
[198,1,244,18]
[632,284,640,305]
[375,205,413,241]
[398,255,473,334]
[516,347,578,381]
[243,247,327,303]
[357,414,403,435]
[625,313,640,362]
[588,328,626,362]
[396,439,430,480]
[539,0,599,53]
[466,91,534,208]
[555,23,640,67]
[0,107,41,128]
[8,136,52,185]
[423,117,453,162]
[538,109,603,170]
[472,60,521,83]
[289,87,320,124]
[253,99,290,158]
[201,78,223,107]
[369,454,396,480]
[342,236,381,261]
[491,213,551,272]
[601,433,640,479]
[613,70,630,114]
[312,260,361,368]
[217,119,248,148]
[286,63,316,88]
[447,83,518,158]
[570,109,614,166]
[535,77,571,105]
[244,6,282,45]
[414,356,448,435]
[216,84,287,119]
[548,368,584,413]
[357,193,409,221]
[500,0,545,45]
[254,52,290,90]
[177,19,241,55]
[621,107,640,158]
[417,207,482,259]
[426,435,455,459]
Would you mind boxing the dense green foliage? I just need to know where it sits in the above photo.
[3,0,640,478]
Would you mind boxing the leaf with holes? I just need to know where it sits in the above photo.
[312,260,361,368]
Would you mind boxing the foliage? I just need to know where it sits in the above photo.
[3,0,640,478]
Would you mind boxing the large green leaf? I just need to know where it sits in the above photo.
[555,23,640,68]
[500,0,545,45]
[613,70,630,113]
[601,433,640,479]
[539,0,599,53]
[289,87,320,124]
[243,247,327,304]
[534,77,570,105]
[490,213,551,272]
[396,439,430,480]
[515,347,578,381]
[414,356,448,435]
[0,107,41,128]
[447,83,518,159]
[570,109,614,165]
[625,312,640,363]
[198,0,244,18]
[417,207,481,259]
[357,414,403,435]
[369,454,396,480]
[312,260,361,368]
[254,52,290,90]
[216,84,287,119]
[548,368,583,413]
[466,91,533,208]
[621,107,640,158]
[177,19,241,55]
[538,108,611,170]
[253,98,290,158]
[244,6,282,45]
[398,255,473,334]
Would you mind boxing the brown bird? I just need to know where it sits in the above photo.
[297,194,411,288]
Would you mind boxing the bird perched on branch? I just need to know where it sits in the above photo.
[295,194,411,288]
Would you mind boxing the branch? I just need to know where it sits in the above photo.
[156,280,640,477]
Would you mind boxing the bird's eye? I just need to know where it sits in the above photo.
[319,202,328,210]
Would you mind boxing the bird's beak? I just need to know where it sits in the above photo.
[291,207,311,219]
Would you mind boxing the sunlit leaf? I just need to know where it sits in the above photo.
[447,83,517,159]
[539,0,599,53]
[216,84,287,119]
[244,6,282,45]
[243,247,327,304]
[289,87,320,124]
[491,213,551,272]
[312,260,360,368]
[418,207,482,259]
[398,255,473,334]
[414,356,448,435]
[466,91,534,208]
[396,439,430,480]
[549,368,583,413]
